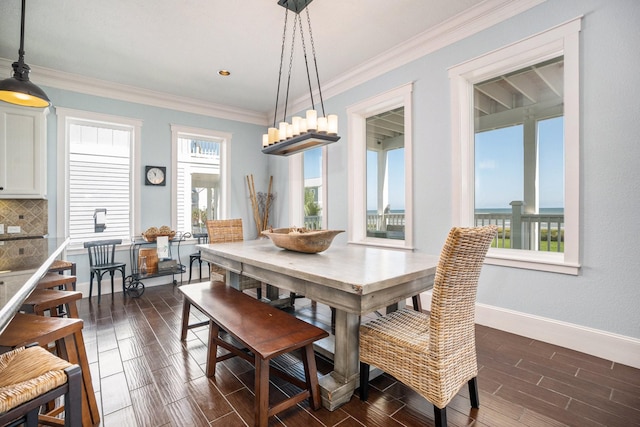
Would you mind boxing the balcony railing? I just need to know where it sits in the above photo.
[359,201,564,251]
[474,201,565,252]
[304,216,323,230]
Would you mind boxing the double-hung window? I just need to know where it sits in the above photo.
[171,125,229,234]
[56,108,141,249]
[347,83,413,249]
[449,18,581,274]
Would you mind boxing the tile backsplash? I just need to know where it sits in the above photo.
[0,199,48,238]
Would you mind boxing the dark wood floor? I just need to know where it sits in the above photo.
[75,283,640,427]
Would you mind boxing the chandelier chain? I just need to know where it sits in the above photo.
[282,13,299,122]
[306,8,325,117]
[273,7,290,128]
[297,10,316,114]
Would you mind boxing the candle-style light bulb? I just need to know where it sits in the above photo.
[317,117,328,133]
[292,116,301,136]
[327,114,338,135]
[279,122,288,141]
[306,110,317,131]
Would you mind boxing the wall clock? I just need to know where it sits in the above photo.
[145,165,166,186]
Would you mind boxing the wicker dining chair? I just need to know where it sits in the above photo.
[205,219,262,295]
[181,219,264,340]
[359,225,498,427]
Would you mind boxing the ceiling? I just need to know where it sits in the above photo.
[0,0,488,118]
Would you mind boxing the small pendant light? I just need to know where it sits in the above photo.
[0,0,51,108]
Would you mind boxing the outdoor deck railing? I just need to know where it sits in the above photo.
[474,201,565,252]
[360,201,564,252]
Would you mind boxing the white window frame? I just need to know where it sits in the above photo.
[448,17,581,275]
[289,146,328,229]
[171,125,230,233]
[56,108,141,252]
[347,83,414,249]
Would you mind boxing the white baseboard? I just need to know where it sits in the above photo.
[417,292,640,369]
[75,276,178,298]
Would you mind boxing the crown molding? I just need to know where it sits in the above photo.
[1,0,544,126]
[0,58,269,126]
[282,0,547,116]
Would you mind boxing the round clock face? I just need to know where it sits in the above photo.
[146,167,165,185]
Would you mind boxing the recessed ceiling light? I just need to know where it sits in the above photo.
[218,70,231,76]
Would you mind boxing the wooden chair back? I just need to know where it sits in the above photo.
[83,239,122,268]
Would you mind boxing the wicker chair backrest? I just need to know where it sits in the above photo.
[428,226,497,362]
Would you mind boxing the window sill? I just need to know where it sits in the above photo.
[485,248,580,275]
[348,239,415,251]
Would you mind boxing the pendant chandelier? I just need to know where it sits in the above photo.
[0,0,51,108]
[262,0,340,156]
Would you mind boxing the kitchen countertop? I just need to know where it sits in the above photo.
[0,237,69,335]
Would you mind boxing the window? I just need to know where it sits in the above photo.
[347,83,413,248]
[449,18,581,274]
[56,108,141,249]
[171,125,229,234]
[289,146,327,230]
[366,107,406,241]
[303,147,325,229]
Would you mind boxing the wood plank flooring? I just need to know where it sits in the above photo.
[75,283,640,427]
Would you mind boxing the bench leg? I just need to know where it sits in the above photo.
[206,321,220,377]
[255,358,270,427]
[301,344,322,410]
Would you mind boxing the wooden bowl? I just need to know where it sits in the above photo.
[261,228,344,253]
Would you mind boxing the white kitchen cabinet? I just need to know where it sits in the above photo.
[0,104,47,199]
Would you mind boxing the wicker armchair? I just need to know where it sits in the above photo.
[359,225,498,427]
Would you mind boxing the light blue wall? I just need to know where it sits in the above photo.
[42,89,266,287]
[268,0,640,339]
[39,0,640,339]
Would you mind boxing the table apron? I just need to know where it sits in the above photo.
[236,261,434,315]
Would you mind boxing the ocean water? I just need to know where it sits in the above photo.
[475,207,564,214]
[367,208,564,215]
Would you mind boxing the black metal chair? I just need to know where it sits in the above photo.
[84,239,126,302]
[188,233,210,283]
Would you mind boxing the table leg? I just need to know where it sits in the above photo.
[318,308,360,410]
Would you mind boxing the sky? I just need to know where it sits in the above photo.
[305,115,564,213]
[475,116,564,209]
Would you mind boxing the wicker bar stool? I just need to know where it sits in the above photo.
[0,313,100,427]
[0,345,82,427]
[359,225,497,427]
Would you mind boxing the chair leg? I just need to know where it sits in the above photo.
[180,300,191,341]
[468,377,479,408]
[188,257,196,283]
[88,273,94,299]
[359,362,370,401]
[64,365,82,427]
[110,271,116,296]
[96,275,102,303]
[412,295,422,311]
[434,405,447,427]
[120,267,126,293]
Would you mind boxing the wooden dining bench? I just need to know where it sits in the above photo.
[179,281,329,427]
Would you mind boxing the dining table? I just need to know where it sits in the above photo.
[198,238,439,410]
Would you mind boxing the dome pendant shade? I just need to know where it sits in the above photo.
[0,0,51,108]
[0,61,51,108]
